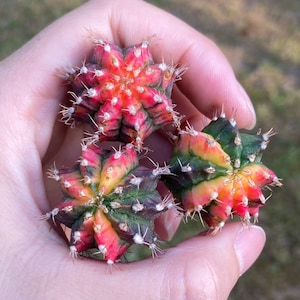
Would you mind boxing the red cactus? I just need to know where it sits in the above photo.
[60,40,182,149]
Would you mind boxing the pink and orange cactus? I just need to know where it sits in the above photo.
[60,39,181,149]
[46,142,171,263]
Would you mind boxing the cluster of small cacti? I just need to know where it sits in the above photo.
[43,38,281,264]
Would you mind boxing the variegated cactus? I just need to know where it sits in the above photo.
[162,114,282,233]
[45,143,173,264]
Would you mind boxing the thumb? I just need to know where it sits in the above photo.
[161,222,266,299]
[13,222,265,299]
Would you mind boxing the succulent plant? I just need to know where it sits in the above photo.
[45,143,172,264]
[162,114,282,233]
[60,39,182,149]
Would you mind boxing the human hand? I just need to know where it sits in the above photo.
[0,0,264,299]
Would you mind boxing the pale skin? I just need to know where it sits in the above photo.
[0,0,266,299]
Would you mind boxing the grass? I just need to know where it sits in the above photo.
[1,0,300,299]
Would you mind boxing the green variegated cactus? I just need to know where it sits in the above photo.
[163,114,282,233]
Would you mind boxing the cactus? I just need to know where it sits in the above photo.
[162,114,282,233]
[44,143,173,264]
[60,39,182,149]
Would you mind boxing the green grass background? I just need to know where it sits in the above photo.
[1,0,299,299]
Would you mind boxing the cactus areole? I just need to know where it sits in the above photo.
[43,39,281,264]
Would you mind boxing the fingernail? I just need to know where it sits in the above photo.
[234,225,266,276]
[237,83,256,129]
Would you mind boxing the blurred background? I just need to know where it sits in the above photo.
[1,0,299,299]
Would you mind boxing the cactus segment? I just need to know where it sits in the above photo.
[163,115,282,232]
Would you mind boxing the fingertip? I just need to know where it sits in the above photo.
[161,222,266,299]
[234,225,266,276]
[235,82,256,129]
[154,208,182,241]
